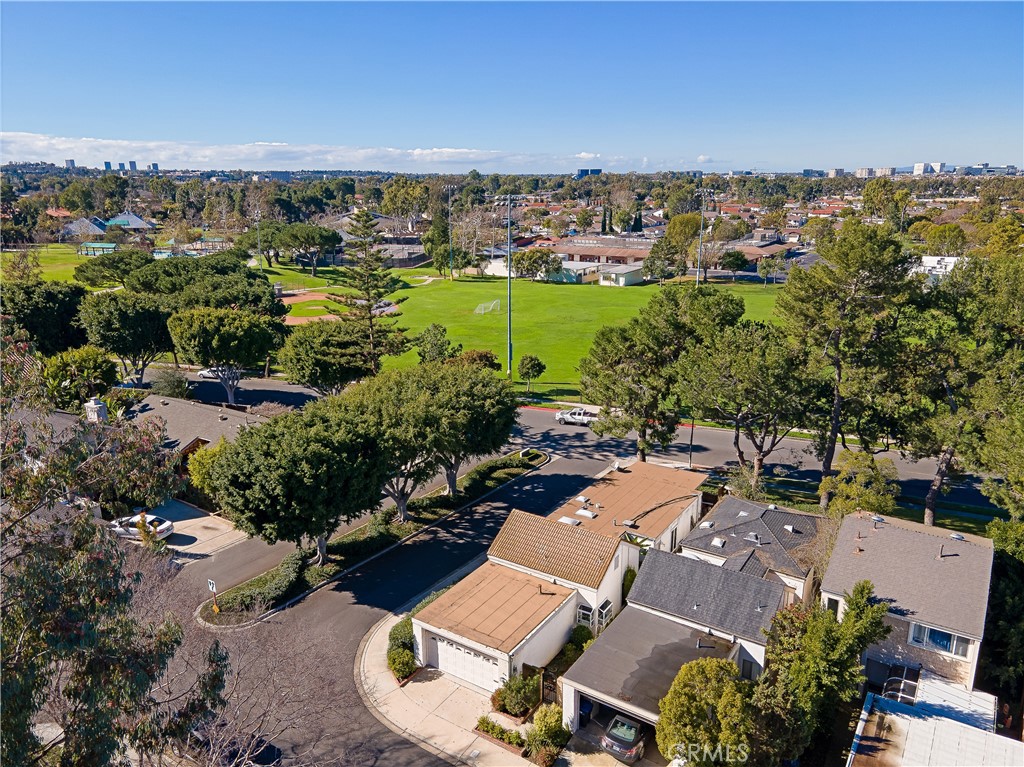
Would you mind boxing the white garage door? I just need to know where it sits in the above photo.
[432,636,504,692]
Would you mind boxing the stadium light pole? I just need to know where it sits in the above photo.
[694,188,715,287]
[254,203,263,275]
[506,193,513,379]
[443,184,457,280]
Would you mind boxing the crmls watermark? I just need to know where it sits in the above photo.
[672,742,750,764]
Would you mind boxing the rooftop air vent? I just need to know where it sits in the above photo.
[576,496,590,505]
[699,520,714,529]
[744,532,762,546]
[557,516,581,526]
[784,524,796,533]
[575,509,597,519]
[949,533,966,541]
[622,519,637,528]
[737,510,749,517]
[767,504,778,510]
[871,515,885,523]
[711,537,726,548]
[218,414,228,421]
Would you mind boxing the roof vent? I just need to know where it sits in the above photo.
[699,520,714,529]
[767,504,778,511]
[576,496,590,504]
[622,519,637,528]
[612,461,621,471]
[711,537,726,548]
[557,516,581,526]
[575,509,597,519]
[870,515,885,523]
[744,532,762,546]
[160,400,169,406]
[755,602,766,612]
[737,510,749,517]
[949,533,965,541]
[692,602,700,611]
[784,524,796,533]
[218,414,228,421]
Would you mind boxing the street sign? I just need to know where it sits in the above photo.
[208,579,217,593]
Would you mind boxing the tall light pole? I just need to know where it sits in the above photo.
[506,193,513,379]
[694,188,715,287]
[443,184,457,280]
[254,203,263,275]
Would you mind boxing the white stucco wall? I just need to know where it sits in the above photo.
[512,593,578,673]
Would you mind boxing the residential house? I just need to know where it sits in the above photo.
[129,395,267,459]
[560,550,784,732]
[105,210,154,231]
[63,216,107,239]
[556,236,652,266]
[820,512,993,689]
[678,497,828,604]
[411,462,708,691]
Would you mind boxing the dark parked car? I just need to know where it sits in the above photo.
[600,713,646,763]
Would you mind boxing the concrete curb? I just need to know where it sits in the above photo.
[196,450,551,632]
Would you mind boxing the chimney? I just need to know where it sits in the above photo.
[84,397,108,424]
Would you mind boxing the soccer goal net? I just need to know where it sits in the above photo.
[474,299,501,314]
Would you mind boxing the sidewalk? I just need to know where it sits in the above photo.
[356,612,532,767]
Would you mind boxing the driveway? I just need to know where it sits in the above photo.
[156,499,247,560]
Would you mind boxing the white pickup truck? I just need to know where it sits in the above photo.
[556,407,598,427]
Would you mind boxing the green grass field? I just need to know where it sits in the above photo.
[288,298,344,317]
[1,244,88,283]
[376,276,781,398]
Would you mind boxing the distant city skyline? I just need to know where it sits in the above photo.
[1,2,1021,173]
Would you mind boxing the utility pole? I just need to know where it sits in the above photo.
[506,193,513,379]
[694,188,715,286]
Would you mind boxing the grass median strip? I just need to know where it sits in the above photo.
[199,449,547,625]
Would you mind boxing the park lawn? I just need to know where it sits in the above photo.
[288,299,343,317]
[382,276,781,399]
[1,244,88,283]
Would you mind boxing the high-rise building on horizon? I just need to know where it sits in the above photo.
[854,168,874,178]
[827,168,845,178]
[128,161,138,172]
[64,159,75,169]
[104,161,112,171]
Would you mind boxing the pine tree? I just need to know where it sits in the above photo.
[337,209,407,373]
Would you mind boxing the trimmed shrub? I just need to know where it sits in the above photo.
[569,625,593,647]
[623,566,637,598]
[388,617,414,653]
[582,638,595,652]
[476,716,525,748]
[490,688,505,713]
[500,673,539,717]
[531,704,571,747]
[534,744,560,767]
[217,550,304,613]
[387,647,416,680]
[561,643,582,666]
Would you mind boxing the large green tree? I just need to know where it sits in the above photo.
[279,222,341,279]
[417,323,462,364]
[336,209,407,373]
[167,308,281,404]
[776,220,918,509]
[42,345,120,410]
[676,322,812,485]
[0,280,87,356]
[72,248,154,288]
[78,292,172,384]
[656,658,754,766]
[381,175,430,232]
[277,319,371,396]
[206,406,387,564]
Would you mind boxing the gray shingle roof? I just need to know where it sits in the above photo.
[563,605,734,721]
[821,513,993,639]
[681,497,827,578]
[129,395,266,452]
[628,550,785,644]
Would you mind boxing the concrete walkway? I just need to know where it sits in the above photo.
[357,613,532,767]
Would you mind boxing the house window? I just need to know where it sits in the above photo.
[669,527,678,552]
[741,659,756,680]
[613,554,619,571]
[825,597,840,616]
[597,600,614,631]
[577,604,593,628]
[910,623,970,658]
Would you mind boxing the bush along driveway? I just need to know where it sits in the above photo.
[199,450,548,626]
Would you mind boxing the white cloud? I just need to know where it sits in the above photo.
[696,154,713,164]
[0,131,535,172]
[573,151,600,160]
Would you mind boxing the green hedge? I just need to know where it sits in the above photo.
[388,617,414,653]
[217,551,304,613]
[475,716,526,747]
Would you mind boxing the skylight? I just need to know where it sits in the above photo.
[711,537,726,548]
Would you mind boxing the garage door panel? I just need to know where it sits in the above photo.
[430,635,503,692]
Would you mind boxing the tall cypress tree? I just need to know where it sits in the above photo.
[337,209,407,373]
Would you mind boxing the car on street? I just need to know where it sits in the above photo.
[600,713,646,763]
[111,513,175,541]
[556,407,598,427]
[197,367,226,379]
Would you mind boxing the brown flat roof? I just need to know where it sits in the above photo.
[414,562,574,654]
[549,462,707,541]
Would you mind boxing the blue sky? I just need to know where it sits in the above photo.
[2,2,1021,172]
